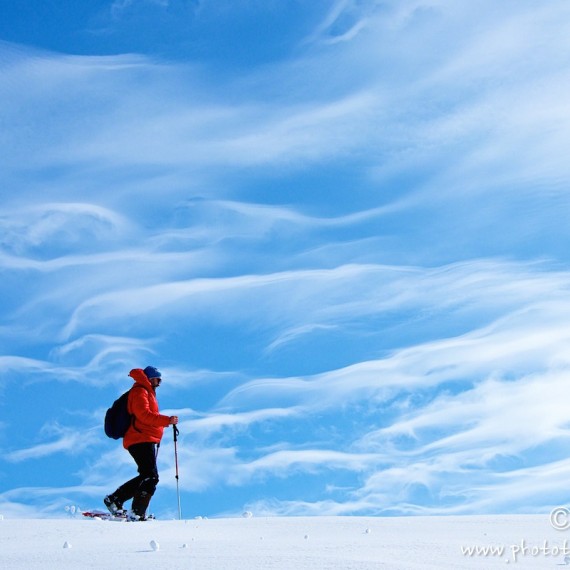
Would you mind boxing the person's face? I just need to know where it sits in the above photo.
[149,377,161,388]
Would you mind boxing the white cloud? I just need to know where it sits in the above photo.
[234,449,383,481]
[0,203,131,255]
[5,424,100,463]
[377,371,570,452]
[265,324,339,353]
[185,407,298,434]
[0,335,157,387]
[61,259,566,339]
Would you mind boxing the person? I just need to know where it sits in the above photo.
[104,366,178,520]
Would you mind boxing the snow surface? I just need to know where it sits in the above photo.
[0,514,568,569]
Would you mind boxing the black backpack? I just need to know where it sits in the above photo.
[104,390,132,439]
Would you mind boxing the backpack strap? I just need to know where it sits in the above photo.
[128,384,147,433]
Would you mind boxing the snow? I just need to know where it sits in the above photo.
[0,513,568,569]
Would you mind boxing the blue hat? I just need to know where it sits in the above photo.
[143,366,162,379]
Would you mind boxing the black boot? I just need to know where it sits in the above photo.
[104,494,125,516]
[130,491,152,521]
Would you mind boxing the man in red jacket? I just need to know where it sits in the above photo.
[104,366,178,520]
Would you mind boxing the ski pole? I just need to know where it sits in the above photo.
[173,424,182,520]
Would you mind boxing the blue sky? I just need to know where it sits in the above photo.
[2,0,570,519]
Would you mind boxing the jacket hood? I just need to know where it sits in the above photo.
[129,368,154,391]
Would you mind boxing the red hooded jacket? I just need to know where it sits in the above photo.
[123,368,171,449]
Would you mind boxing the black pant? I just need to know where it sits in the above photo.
[113,442,159,515]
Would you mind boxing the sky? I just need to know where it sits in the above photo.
[1,0,570,519]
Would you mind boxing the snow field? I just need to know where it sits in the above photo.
[0,514,567,569]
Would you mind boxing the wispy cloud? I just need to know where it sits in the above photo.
[0,335,157,387]
[0,203,132,257]
[222,298,570,426]
[62,259,566,339]
[234,449,383,482]
[205,289,570,514]
[5,424,100,463]
[186,407,299,435]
